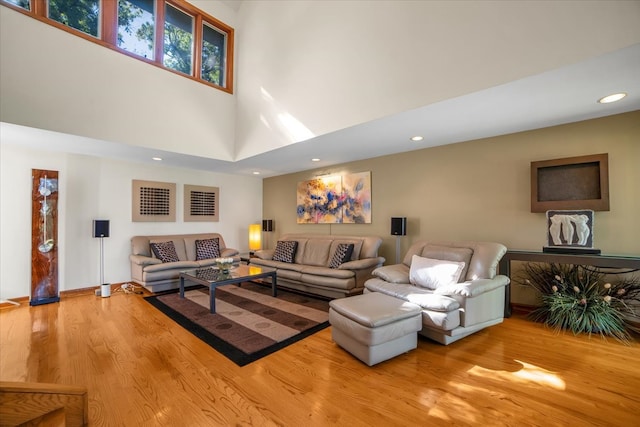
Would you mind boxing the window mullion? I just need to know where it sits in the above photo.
[102,0,117,45]
[32,0,45,16]
[155,0,165,66]
[193,14,202,79]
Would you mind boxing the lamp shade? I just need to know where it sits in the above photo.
[249,224,262,251]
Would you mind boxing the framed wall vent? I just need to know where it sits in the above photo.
[530,153,609,213]
[184,184,219,222]
[132,179,176,222]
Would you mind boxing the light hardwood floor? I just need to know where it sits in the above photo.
[1,289,639,426]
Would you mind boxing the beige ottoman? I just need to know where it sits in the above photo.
[329,292,422,366]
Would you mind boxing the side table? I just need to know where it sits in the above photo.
[499,250,640,318]
[239,251,256,265]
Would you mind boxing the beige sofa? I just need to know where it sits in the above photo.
[364,240,509,345]
[130,233,239,293]
[250,233,385,299]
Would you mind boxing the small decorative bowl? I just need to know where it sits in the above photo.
[215,257,234,273]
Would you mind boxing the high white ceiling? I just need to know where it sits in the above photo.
[2,43,639,178]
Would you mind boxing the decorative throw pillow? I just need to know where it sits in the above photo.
[328,243,354,268]
[272,240,298,263]
[150,241,180,263]
[195,238,220,260]
[409,255,465,290]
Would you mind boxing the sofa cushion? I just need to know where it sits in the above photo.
[251,258,305,272]
[195,238,220,260]
[299,239,332,266]
[300,273,356,290]
[301,265,355,279]
[421,309,461,331]
[329,239,363,261]
[144,260,199,273]
[149,237,188,261]
[409,255,465,290]
[365,280,460,312]
[372,264,410,283]
[419,245,473,283]
[273,240,298,263]
[329,243,354,268]
[150,241,180,263]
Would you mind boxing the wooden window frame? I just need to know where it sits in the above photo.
[0,0,234,93]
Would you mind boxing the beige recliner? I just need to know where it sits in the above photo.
[364,240,509,345]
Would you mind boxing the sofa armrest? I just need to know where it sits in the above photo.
[221,247,239,257]
[339,257,385,271]
[129,254,162,267]
[433,274,510,298]
[370,264,410,284]
[254,249,274,260]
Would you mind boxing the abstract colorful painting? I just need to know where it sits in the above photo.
[296,172,371,224]
[296,175,342,223]
[342,171,371,223]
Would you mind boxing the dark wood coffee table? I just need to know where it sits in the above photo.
[179,264,277,313]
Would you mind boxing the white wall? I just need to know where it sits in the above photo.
[0,142,262,300]
[3,0,640,164]
[0,2,237,161]
[234,0,640,159]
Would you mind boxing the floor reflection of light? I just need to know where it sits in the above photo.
[417,362,565,424]
[468,360,566,390]
[418,387,478,423]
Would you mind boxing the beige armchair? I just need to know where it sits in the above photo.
[364,240,509,345]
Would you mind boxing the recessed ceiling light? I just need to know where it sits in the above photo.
[410,136,424,142]
[311,158,320,162]
[252,171,260,175]
[152,157,162,161]
[598,93,627,104]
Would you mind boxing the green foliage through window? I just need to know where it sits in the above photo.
[5,0,29,10]
[118,0,155,60]
[163,3,193,75]
[202,23,224,86]
[49,0,100,38]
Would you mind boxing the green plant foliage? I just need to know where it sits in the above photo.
[49,0,100,37]
[520,263,640,344]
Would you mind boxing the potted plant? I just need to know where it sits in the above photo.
[520,263,640,343]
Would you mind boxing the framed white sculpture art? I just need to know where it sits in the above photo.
[544,209,600,254]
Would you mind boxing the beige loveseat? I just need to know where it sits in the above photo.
[364,240,509,345]
[250,234,385,299]
[130,233,240,293]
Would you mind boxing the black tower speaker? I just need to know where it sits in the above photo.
[93,220,110,238]
[262,219,274,232]
[390,217,407,236]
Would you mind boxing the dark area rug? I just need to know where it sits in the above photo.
[144,282,330,366]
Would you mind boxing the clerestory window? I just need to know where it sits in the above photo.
[118,0,155,60]
[48,0,100,38]
[3,0,29,10]
[1,0,234,93]
[202,21,226,87]
[163,2,193,75]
